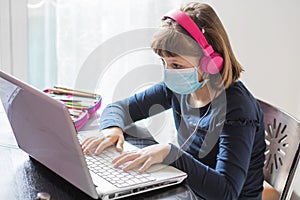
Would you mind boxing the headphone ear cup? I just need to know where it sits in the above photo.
[200,53,223,74]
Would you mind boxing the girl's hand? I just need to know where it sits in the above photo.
[112,143,171,172]
[81,127,124,155]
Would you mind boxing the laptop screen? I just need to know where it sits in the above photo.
[0,71,98,198]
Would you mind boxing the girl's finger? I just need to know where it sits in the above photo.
[93,137,117,155]
[122,156,147,171]
[112,152,140,168]
[138,157,155,172]
[81,136,97,146]
[115,137,124,152]
[82,137,103,154]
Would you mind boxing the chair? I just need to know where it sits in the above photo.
[258,99,300,200]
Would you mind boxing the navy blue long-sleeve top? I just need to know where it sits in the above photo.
[99,81,266,200]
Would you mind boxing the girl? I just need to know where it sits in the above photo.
[81,2,266,199]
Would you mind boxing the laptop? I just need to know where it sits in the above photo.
[0,70,187,199]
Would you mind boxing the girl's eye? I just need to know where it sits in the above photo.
[171,63,182,69]
[160,58,183,69]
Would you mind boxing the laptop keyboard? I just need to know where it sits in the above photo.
[85,148,156,188]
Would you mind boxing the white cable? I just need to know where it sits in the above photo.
[180,103,212,150]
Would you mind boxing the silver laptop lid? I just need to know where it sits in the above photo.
[0,71,98,199]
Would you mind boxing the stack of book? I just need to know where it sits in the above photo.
[44,86,102,130]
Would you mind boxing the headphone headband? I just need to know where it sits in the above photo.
[163,10,213,56]
[163,9,224,74]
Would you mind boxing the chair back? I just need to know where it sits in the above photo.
[258,99,300,199]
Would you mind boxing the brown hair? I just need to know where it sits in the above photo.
[151,2,243,88]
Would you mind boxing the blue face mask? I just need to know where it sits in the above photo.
[163,67,207,94]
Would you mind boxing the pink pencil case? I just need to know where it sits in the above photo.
[44,87,102,131]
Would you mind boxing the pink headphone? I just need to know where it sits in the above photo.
[163,10,224,74]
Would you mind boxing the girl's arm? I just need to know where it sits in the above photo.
[99,82,172,131]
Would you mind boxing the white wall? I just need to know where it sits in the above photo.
[204,0,300,121]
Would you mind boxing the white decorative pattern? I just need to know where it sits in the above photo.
[264,118,288,174]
